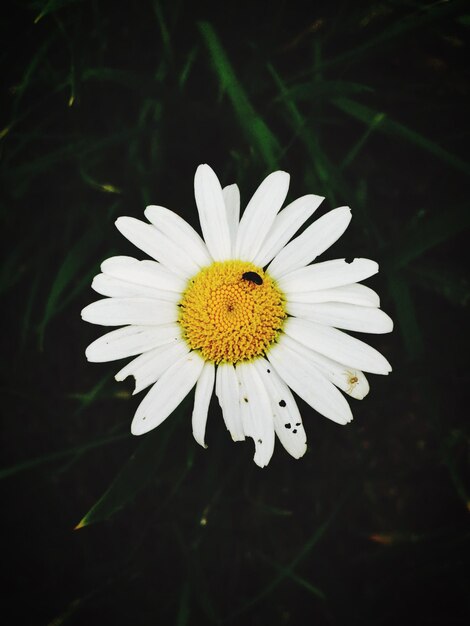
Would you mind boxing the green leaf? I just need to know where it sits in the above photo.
[457,15,470,26]
[333,98,470,175]
[224,501,341,621]
[409,263,470,307]
[75,413,180,528]
[33,0,82,23]
[0,431,128,480]
[176,582,190,626]
[269,62,362,210]
[37,228,100,348]
[387,272,423,360]
[390,204,470,270]
[276,80,374,103]
[316,1,468,72]
[258,552,326,601]
[198,21,281,169]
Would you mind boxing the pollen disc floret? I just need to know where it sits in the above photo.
[179,260,286,364]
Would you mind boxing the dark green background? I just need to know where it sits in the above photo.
[1,1,469,624]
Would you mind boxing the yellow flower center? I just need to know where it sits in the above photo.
[179,260,286,364]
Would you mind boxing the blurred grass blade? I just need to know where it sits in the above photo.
[176,582,190,626]
[269,64,354,204]
[198,21,281,169]
[75,415,179,528]
[277,80,373,103]
[0,235,31,295]
[34,0,81,23]
[390,204,470,270]
[68,373,114,414]
[333,98,470,175]
[258,552,325,600]
[317,1,467,72]
[0,432,128,480]
[340,112,385,171]
[179,46,198,90]
[37,228,99,348]
[409,264,470,307]
[153,0,173,63]
[82,67,150,91]
[225,504,339,621]
[387,272,424,359]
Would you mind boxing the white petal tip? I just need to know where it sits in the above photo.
[84,348,97,363]
[254,458,268,469]
[130,419,148,436]
[193,432,208,449]
[231,434,246,442]
[291,445,308,460]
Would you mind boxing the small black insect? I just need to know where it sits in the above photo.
[242,271,263,285]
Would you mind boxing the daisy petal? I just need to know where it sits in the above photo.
[101,256,186,293]
[85,323,181,363]
[236,362,275,468]
[92,273,180,302]
[287,283,380,307]
[144,205,211,268]
[222,184,240,254]
[281,334,369,400]
[278,258,379,293]
[131,351,205,435]
[268,339,353,425]
[284,317,392,375]
[192,362,215,448]
[235,171,290,261]
[115,216,199,278]
[268,207,352,279]
[81,298,178,326]
[115,340,189,394]
[215,363,245,441]
[253,359,307,459]
[194,164,232,260]
[290,301,393,334]
[252,194,324,268]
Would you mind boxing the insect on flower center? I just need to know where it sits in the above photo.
[179,260,286,364]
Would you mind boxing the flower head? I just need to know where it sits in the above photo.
[81,164,392,467]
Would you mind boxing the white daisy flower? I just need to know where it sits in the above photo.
[81,164,393,467]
